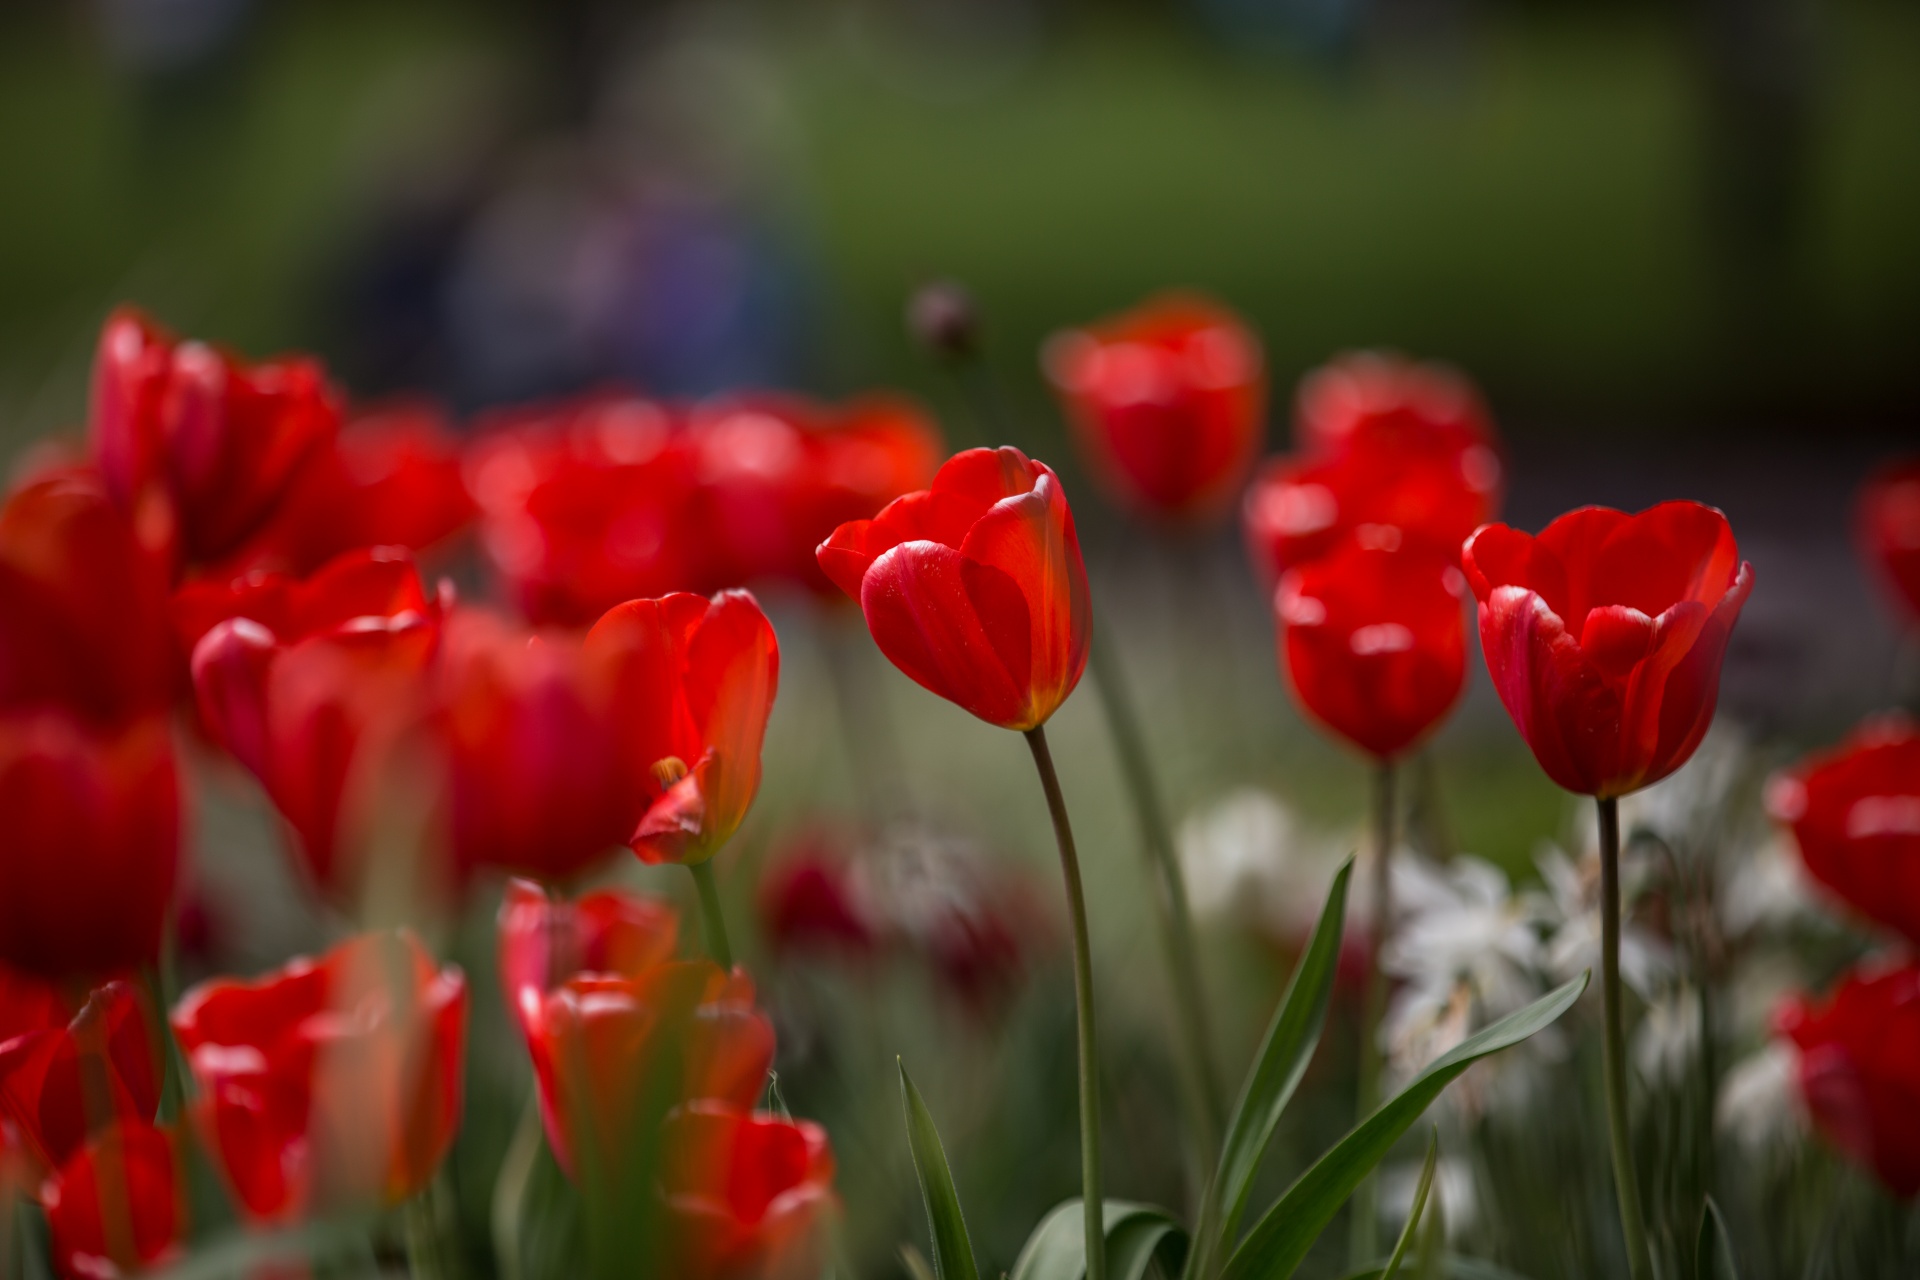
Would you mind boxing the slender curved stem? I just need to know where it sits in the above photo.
[1351,761,1396,1267]
[1599,797,1654,1280]
[1025,725,1107,1280]
[1086,629,1224,1179]
[689,861,734,971]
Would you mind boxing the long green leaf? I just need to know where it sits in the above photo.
[1224,973,1589,1280]
[1379,1130,1438,1280]
[1339,1258,1535,1280]
[1187,859,1354,1280]
[1695,1197,1737,1280]
[1014,1201,1189,1280]
[900,1061,981,1280]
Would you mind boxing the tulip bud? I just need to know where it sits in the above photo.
[906,280,979,361]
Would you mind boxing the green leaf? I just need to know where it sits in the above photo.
[1695,1197,1738,1280]
[1187,859,1354,1280]
[1338,1258,1535,1280]
[1223,973,1589,1280]
[1379,1130,1438,1280]
[900,1061,981,1280]
[1013,1201,1189,1280]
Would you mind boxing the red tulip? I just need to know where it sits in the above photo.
[1044,293,1265,524]
[1277,537,1468,760]
[0,464,177,725]
[1292,350,1496,460]
[228,400,476,577]
[817,447,1091,731]
[497,879,681,1037]
[757,835,878,958]
[1857,457,1920,628]
[0,963,67,1045]
[466,396,700,627]
[584,590,780,866]
[1462,502,1754,798]
[0,981,159,1178]
[661,1103,836,1280]
[686,394,944,595]
[190,555,440,897]
[171,931,468,1221]
[1767,715,1920,946]
[1777,962,1920,1196]
[90,307,342,566]
[0,713,180,982]
[42,1121,185,1279]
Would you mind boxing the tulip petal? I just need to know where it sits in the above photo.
[959,470,1091,726]
[860,541,1030,729]
[680,591,780,855]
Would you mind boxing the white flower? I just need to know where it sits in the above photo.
[1633,986,1701,1085]
[1617,724,1750,853]
[1717,1041,1806,1158]
[1537,843,1673,1000]
[1719,831,1817,941]
[1176,789,1353,939]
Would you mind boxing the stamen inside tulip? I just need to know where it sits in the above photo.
[652,756,690,789]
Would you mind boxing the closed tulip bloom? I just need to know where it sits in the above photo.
[1044,293,1265,524]
[1462,502,1754,799]
[466,396,700,627]
[496,878,680,1038]
[171,931,467,1221]
[0,465,177,725]
[584,591,780,866]
[0,713,179,982]
[42,1121,185,1279]
[1767,716,1920,946]
[230,401,476,577]
[661,1103,837,1280]
[0,982,160,1178]
[817,447,1091,732]
[1277,538,1468,760]
[90,308,341,566]
[1777,963,1920,1196]
[1857,457,1920,627]
[190,554,441,897]
[172,545,442,657]
[686,394,944,595]
[1293,350,1496,460]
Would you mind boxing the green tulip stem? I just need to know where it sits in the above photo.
[1086,627,1225,1156]
[1025,724,1107,1280]
[689,860,735,971]
[1351,759,1396,1266]
[1599,796,1654,1280]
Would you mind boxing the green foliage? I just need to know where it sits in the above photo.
[1695,1198,1737,1280]
[1012,1201,1188,1280]
[1380,1131,1439,1280]
[901,1061,983,1280]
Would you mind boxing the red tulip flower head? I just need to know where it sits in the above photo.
[1292,350,1496,459]
[584,590,780,866]
[1277,537,1468,760]
[662,1103,837,1280]
[1857,457,1920,628]
[42,1121,185,1279]
[0,981,160,1178]
[1767,716,1920,946]
[818,447,1091,732]
[1044,292,1265,524]
[171,931,468,1222]
[497,878,680,1037]
[0,713,180,982]
[1777,962,1920,1196]
[1463,502,1753,798]
[90,308,342,566]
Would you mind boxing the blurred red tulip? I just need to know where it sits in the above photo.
[1857,457,1920,628]
[0,964,67,1045]
[1777,962,1920,1196]
[818,447,1091,732]
[466,396,700,627]
[190,556,440,898]
[687,394,944,595]
[228,401,476,577]
[1768,715,1920,946]
[1043,293,1265,524]
[42,1121,185,1279]
[757,835,877,958]
[497,879,680,1038]
[171,931,467,1222]
[0,464,177,724]
[0,982,159,1178]
[0,713,180,982]
[661,1103,836,1280]
[584,590,780,866]
[90,307,341,566]
[1462,502,1753,798]
[430,609,633,880]
[1293,350,1496,460]
[1277,537,1468,760]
